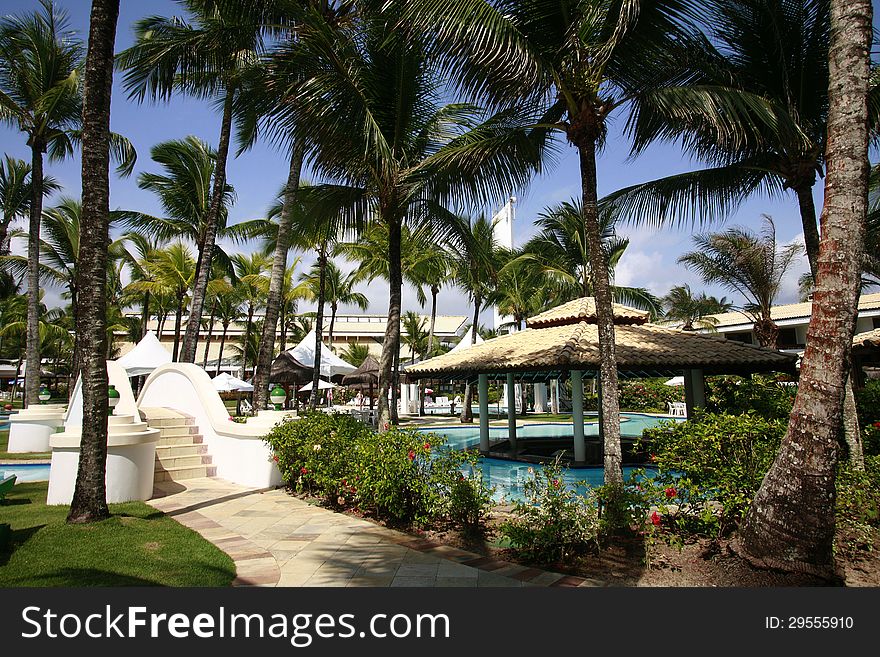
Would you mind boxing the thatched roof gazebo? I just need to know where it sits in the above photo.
[406,296,797,463]
[270,352,313,384]
[342,355,380,409]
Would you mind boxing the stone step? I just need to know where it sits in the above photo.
[158,425,199,438]
[154,464,217,483]
[155,444,207,458]
[155,454,212,469]
[157,434,203,447]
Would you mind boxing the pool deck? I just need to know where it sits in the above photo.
[150,477,601,588]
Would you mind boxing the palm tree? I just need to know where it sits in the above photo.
[488,253,547,331]
[212,284,243,376]
[522,200,661,314]
[322,261,368,351]
[406,231,451,359]
[67,0,122,523]
[0,155,59,254]
[231,252,270,378]
[127,243,197,360]
[678,217,800,348]
[603,0,838,282]
[285,314,312,349]
[281,4,548,428]
[117,231,165,341]
[739,0,872,576]
[662,284,733,331]
[449,214,499,423]
[0,1,83,406]
[401,0,694,481]
[126,136,265,277]
[401,311,428,364]
[117,1,268,363]
[340,342,370,368]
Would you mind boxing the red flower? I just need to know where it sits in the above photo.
[423,442,431,451]
[342,479,347,486]
[873,421,880,428]
[649,454,658,462]
[553,479,560,488]
[272,455,279,463]
[383,422,390,430]
[300,467,308,475]
[650,511,661,526]
[665,486,676,499]
[408,449,416,461]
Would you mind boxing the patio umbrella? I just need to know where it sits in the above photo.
[342,355,380,410]
[298,379,335,392]
[212,372,254,392]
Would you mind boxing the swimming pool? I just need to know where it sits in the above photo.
[0,463,50,483]
[421,413,679,451]
[418,413,675,501]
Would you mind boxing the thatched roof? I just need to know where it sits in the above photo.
[270,352,312,383]
[342,355,380,385]
[406,320,797,380]
[853,328,880,351]
[527,297,650,329]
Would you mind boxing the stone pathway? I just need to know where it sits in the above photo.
[150,478,596,588]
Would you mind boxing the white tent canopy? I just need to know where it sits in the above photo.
[664,376,685,386]
[212,372,254,392]
[449,331,485,353]
[298,378,335,392]
[288,330,356,377]
[116,332,172,377]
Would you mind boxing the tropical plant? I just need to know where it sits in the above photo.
[117,0,270,363]
[739,0,873,576]
[280,3,549,428]
[210,283,243,376]
[662,284,733,331]
[340,342,370,368]
[399,0,696,483]
[678,216,800,348]
[401,311,428,364]
[231,252,270,376]
[0,155,59,255]
[301,260,368,351]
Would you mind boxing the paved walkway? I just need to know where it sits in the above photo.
[150,478,594,588]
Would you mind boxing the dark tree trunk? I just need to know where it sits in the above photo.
[171,293,184,361]
[738,0,872,576]
[253,142,303,409]
[576,136,622,485]
[180,85,235,362]
[795,183,821,281]
[67,0,119,524]
[280,303,288,352]
[391,345,400,423]
[244,302,255,380]
[378,218,402,430]
[460,295,480,423]
[328,303,337,352]
[216,324,229,377]
[140,292,150,341]
[753,316,780,349]
[202,300,216,368]
[157,312,167,340]
[428,285,438,356]
[309,247,328,410]
[25,139,44,408]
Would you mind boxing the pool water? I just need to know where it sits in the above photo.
[0,463,50,483]
[418,413,675,502]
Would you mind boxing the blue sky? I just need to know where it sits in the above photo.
[1,0,871,324]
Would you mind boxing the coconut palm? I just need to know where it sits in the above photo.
[399,0,695,481]
[401,311,428,364]
[449,213,499,423]
[117,231,166,341]
[322,261,368,351]
[124,136,267,277]
[0,155,59,255]
[211,284,244,376]
[278,4,549,428]
[662,284,733,331]
[0,1,134,407]
[200,269,235,368]
[340,342,370,368]
[286,314,312,349]
[739,0,872,576]
[488,253,547,331]
[117,0,269,363]
[678,217,800,348]
[603,0,842,282]
[522,200,661,315]
[127,242,197,360]
[231,252,270,377]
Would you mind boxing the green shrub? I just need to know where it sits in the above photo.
[835,455,880,555]
[705,375,796,420]
[431,450,495,532]
[500,457,599,562]
[862,422,880,456]
[641,412,786,528]
[855,380,880,426]
[618,379,684,413]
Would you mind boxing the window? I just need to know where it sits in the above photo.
[873,316,880,330]
[725,331,753,344]
[777,327,803,349]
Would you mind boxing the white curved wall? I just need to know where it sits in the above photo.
[138,364,282,488]
[47,443,156,505]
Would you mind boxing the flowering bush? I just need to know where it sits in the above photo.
[431,450,495,532]
[500,457,599,562]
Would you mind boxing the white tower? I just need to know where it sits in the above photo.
[492,195,517,334]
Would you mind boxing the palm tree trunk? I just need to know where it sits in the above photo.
[738,0,872,577]
[202,300,216,368]
[577,136,623,485]
[180,84,235,363]
[216,324,228,376]
[309,247,328,410]
[378,219,403,430]
[140,292,150,340]
[244,302,255,379]
[67,0,119,524]
[253,141,304,409]
[460,296,480,423]
[391,346,400,423]
[157,312,167,340]
[25,139,44,408]
[172,294,184,361]
[428,285,438,357]
[328,303,337,352]
[795,183,821,281]
[280,303,288,352]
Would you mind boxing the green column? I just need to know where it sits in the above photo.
[478,374,489,453]
[571,370,586,463]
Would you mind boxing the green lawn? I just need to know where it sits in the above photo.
[0,481,236,587]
